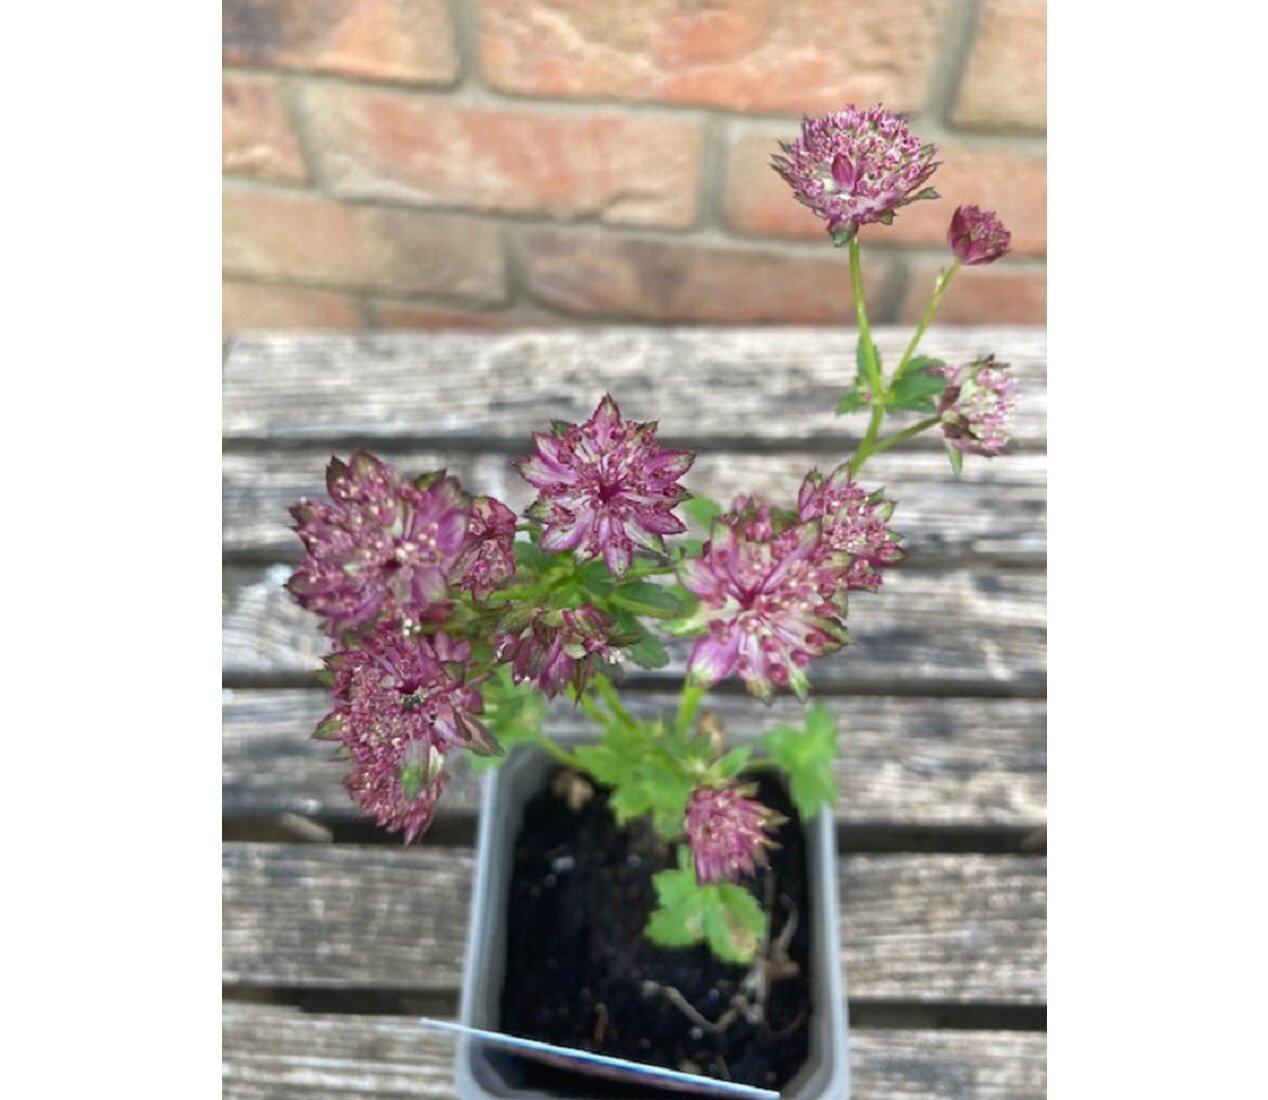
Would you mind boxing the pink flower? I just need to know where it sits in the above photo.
[452,495,517,599]
[937,357,1016,457]
[678,502,852,700]
[514,395,694,575]
[798,465,905,592]
[772,104,938,243]
[497,605,622,697]
[684,785,781,884]
[321,624,498,842]
[947,204,1011,265]
[287,453,473,634]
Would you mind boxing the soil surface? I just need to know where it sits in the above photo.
[499,771,812,1094]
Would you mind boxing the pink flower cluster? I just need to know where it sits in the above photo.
[287,452,514,634]
[771,104,938,242]
[322,625,496,842]
[679,476,902,700]
[684,785,781,884]
[798,466,905,591]
[947,204,1011,265]
[515,395,694,575]
[497,605,622,697]
[937,357,1017,457]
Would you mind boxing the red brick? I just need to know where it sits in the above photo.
[900,263,1045,325]
[223,187,506,303]
[223,0,457,84]
[952,0,1046,131]
[223,280,362,333]
[304,87,701,228]
[223,75,307,183]
[481,0,944,115]
[521,229,890,324]
[369,301,520,330]
[725,129,1046,255]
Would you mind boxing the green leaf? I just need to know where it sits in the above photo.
[855,339,882,382]
[626,631,669,669]
[682,497,723,530]
[889,366,947,413]
[762,703,839,820]
[645,857,767,964]
[610,581,685,618]
[572,721,697,839]
[947,445,964,478]
[836,386,868,415]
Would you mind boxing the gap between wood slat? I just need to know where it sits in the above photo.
[220,985,1046,1033]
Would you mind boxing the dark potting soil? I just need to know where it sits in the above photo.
[499,771,812,1094]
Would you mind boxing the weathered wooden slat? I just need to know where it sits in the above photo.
[223,844,1045,1003]
[224,448,1046,563]
[222,327,1047,446]
[222,1003,1047,1099]
[223,565,1047,693]
[223,689,1046,828]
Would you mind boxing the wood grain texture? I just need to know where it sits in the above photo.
[222,327,1046,446]
[224,689,1046,827]
[223,844,1045,1003]
[224,448,1046,563]
[222,1003,1047,1099]
[223,564,1046,693]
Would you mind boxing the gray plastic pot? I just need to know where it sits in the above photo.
[455,745,851,1099]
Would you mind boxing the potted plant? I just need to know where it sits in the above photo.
[284,103,1016,1099]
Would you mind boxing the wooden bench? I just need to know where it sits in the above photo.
[223,327,1047,1098]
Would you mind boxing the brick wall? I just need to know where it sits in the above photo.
[223,0,1045,333]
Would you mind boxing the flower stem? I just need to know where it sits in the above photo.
[894,260,961,381]
[593,672,637,728]
[851,415,941,476]
[533,733,585,770]
[677,680,706,733]
[848,237,884,403]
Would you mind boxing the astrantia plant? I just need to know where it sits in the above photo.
[287,101,1017,965]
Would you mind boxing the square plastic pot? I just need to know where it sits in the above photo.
[455,746,850,1099]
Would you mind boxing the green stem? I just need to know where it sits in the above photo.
[848,237,884,403]
[592,673,637,728]
[851,416,941,475]
[533,733,584,770]
[850,403,885,476]
[676,680,706,733]
[574,691,610,730]
[894,260,961,381]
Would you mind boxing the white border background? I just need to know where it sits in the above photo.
[2,3,1264,1093]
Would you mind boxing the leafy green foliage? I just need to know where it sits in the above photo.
[626,631,669,669]
[611,580,688,618]
[888,360,947,412]
[762,703,839,819]
[572,718,704,838]
[645,850,767,963]
[836,385,869,415]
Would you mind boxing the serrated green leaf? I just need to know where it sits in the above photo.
[626,631,669,669]
[836,387,868,415]
[762,703,839,819]
[645,862,766,963]
[855,339,882,382]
